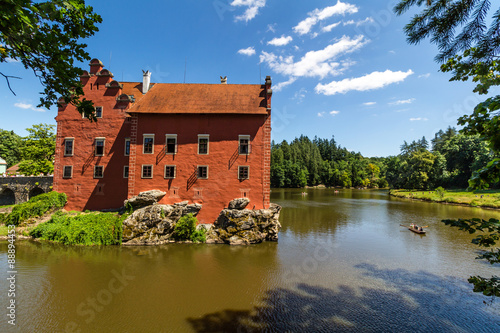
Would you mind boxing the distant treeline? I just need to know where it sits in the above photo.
[271,127,495,189]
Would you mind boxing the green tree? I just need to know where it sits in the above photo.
[0,0,102,119]
[18,124,56,175]
[0,129,22,167]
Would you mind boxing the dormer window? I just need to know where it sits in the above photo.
[105,80,123,89]
[96,69,113,77]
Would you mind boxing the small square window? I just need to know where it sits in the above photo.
[94,165,104,178]
[124,138,130,156]
[164,165,176,179]
[238,166,249,180]
[63,165,73,178]
[142,165,153,179]
[165,135,177,154]
[95,138,105,156]
[197,166,208,179]
[95,106,103,118]
[143,135,154,154]
[123,165,129,178]
[239,135,251,154]
[64,138,74,156]
[198,135,209,154]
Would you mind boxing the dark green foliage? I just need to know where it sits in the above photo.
[6,191,66,226]
[30,211,124,245]
[18,124,56,176]
[435,187,446,199]
[0,129,22,167]
[0,0,102,119]
[172,213,206,243]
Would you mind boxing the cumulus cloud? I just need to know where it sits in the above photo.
[14,102,45,112]
[363,102,376,106]
[322,22,341,32]
[293,1,358,35]
[315,69,414,95]
[260,35,366,79]
[410,117,428,121]
[418,73,431,79]
[273,77,297,92]
[389,98,415,105]
[237,47,256,56]
[267,35,293,46]
[330,110,340,115]
[343,17,374,27]
[231,0,266,22]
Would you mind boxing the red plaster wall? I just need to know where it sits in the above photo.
[54,72,131,211]
[130,113,270,224]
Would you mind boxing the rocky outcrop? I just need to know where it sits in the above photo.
[228,197,250,210]
[124,190,166,210]
[207,203,282,245]
[122,201,202,245]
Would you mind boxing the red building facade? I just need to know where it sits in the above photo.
[53,59,272,223]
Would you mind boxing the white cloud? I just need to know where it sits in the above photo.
[418,73,431,79]
[267,35,293,46]
[330,110,340,115]
[322,22,341,32]
[293,1,358,35]
[14,102,45,112]
[388,50,396,54]
[410,117,428,121]
[389,98,415,105]
[260,35,366,79]
[231,0,266,22]
[237,47,256,56]
[363,102,376,106]
[273,77,297,92]
[315,69,414,95]
[293,87,307,102]
[343,17,373,27]
[267,23,276,33]
[318,112,325,117]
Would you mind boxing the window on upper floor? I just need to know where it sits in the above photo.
[165,134,177,154]
[142,165,153,179]
[95,106,103,118]
[63,165,73,178]
[143,134,154,154]
[198,135,209,155]
[238,166,249,180]
[94,165,104,178]
[95,138,105,156]
[64,138,74,156]
[124,138,130,156]
[239,135,251,155]
[123,165,129,178]
[164,165,176,179]
[197,165,208,179]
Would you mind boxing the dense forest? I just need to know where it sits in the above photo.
[271,127,494,189]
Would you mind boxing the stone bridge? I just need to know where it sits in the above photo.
[0,176,54,205]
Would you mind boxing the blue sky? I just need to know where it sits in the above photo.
[1,0,491,157]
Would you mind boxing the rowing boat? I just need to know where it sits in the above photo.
[400,224,427,234]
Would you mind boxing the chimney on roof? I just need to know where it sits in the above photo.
[142,70,151,94]
[220,76,227,84]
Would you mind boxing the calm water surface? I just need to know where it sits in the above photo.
[1,189,500,332]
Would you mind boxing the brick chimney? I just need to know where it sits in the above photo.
[142,70,151,94]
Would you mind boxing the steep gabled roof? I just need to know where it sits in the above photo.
[126,83,268,115]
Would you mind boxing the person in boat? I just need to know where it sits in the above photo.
[419,226,423,232]
[410,223,415,229]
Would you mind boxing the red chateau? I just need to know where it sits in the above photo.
[53,59,272,223]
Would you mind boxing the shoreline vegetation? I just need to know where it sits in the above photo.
[389,189,500,209]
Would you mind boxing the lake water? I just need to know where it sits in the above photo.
[1,189,499,332]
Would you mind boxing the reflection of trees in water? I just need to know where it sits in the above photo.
[187,263,500,332]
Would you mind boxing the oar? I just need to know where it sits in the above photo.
[400,224,410,228]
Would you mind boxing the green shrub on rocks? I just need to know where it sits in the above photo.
[29,211,124,245]
[172,213,206,243]
[6,191,67,226]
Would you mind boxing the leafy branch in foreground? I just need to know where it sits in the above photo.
[0,0,102,119]
[442,218,500,297]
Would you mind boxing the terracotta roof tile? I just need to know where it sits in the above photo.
[127,83,268,115]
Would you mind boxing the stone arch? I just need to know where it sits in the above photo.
[0,188,16,205]
[29,187,45,200]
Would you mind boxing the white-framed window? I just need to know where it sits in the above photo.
[239,135,251,154]
[143,134,154,154]
[164,165,176,179]
[63,165,73,178]
[165,134,177,154]
[123,165,129,178]
[95,138,105,156]
[238,166,249,180]
[142,165,153,179]
[198,134,209,155]
[94,165,104,178]
[64,138,74,156]
[124,138,130,156]
[95,106,103,118]
[197,165,208,179]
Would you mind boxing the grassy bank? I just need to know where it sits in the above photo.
[390,189,500,208]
